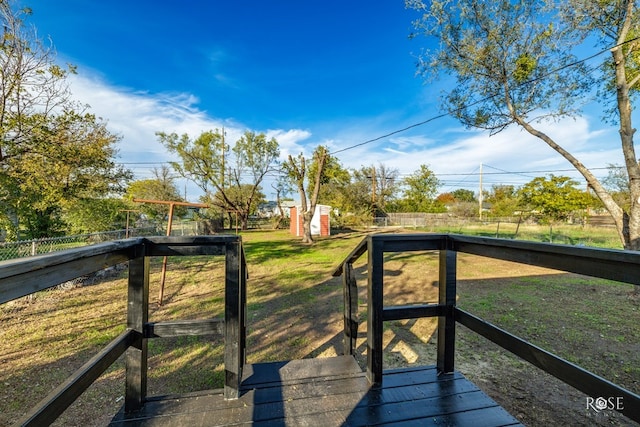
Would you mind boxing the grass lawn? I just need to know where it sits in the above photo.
[0,227,638,426]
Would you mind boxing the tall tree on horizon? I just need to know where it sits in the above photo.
[407,0,640,249]
[284,145,330,244]
[158,129,280,230]
[0,1,130,239]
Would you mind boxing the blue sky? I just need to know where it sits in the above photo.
[24,0,627,201]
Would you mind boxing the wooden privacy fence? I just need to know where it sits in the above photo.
[0,235,247,426]
[333,233,640,423]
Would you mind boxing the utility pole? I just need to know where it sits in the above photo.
[133,198,209,305]
[371,167,377,204]
[479,163,483,221]
[221,126,226,191]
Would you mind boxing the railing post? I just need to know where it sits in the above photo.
[367,236,384,386]
[224,238,245,399]
[437,247,456,374]
[125,244,149,413]
[342,262,358,355]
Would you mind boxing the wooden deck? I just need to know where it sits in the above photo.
[10,235,638,425]
[109,356,522,426]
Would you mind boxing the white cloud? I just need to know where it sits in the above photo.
[265,129,312,159]
[69,74,222,163]
[67,72,626,200]
[332,115,623,193]
[66,73,317,200]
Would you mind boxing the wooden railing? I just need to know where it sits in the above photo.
[0,236,247,426]
[333,233,640,423]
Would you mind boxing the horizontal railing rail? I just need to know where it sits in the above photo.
[19,329,137,426]
[333,233,640,423]
[0,239,140,304]
[0,228,159,262]
[1,235,247,427]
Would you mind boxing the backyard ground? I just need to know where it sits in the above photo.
[0,228,638,426]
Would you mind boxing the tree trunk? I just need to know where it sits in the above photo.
[226,212,233,230]
[272,190,285,230]
[285,147,328,245]
[611,4,640,250]
[515,116,630,247]
[301,211,314,244]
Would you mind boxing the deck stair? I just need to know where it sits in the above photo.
[110,356,522,426]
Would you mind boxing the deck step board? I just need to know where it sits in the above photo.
[110,358,523,426]
[241,355,363,386]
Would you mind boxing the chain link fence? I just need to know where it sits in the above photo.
[372,214,526,229]
[0,227,158,262]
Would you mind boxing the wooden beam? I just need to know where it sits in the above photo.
[382,304,443,321]
[366,236,384,386]
[224,239,244,399]
[450,234,640,285]
[132,199,209,208]
[125,250,149,413]
[0,240,139,304]
[145,319,225,338]
[437,249,456,374]
[342,262,359,355]
[17,330,134,426]
[456,308,640,422]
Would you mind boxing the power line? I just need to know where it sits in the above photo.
[329,37,640,156]
[440,166,480,193]
[483,164,537,180]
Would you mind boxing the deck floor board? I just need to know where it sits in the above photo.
[110,356,523,427]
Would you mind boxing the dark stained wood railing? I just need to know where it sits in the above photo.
[3,233,640,424]
[0,235,247,426]
[332,233,640,423]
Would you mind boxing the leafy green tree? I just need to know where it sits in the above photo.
[4,110,131,238]
[126,166,186,221]
[352,164,400,215]
[519,175,591,223]
[271,174,294,229]
[158,130,279,230]
[485,185,520,218]
[315,160,351,215]
[398,164,442,212]
[0,1,75,167]
[451,189,476,203]
[202,184,266,223]
[602,163,631,213]
[336,168,373,216]
[63,198,130,235]
[283,145,332,244]
[322,164,396,219]
[0,2,130,239]
[406,0,640,249]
